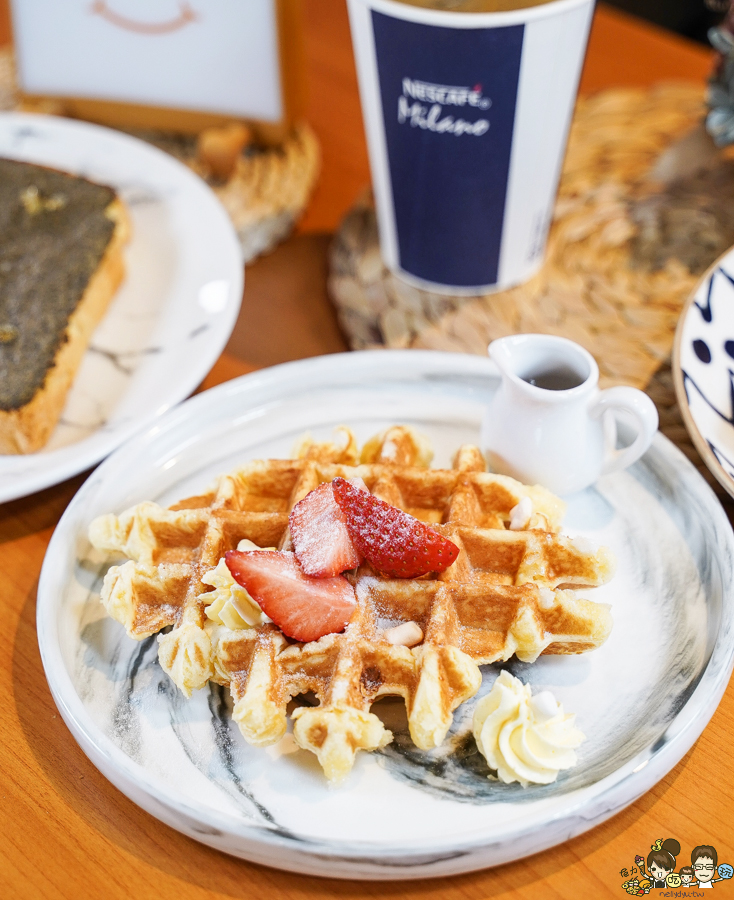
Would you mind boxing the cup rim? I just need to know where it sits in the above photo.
[488,333,599,397]
[346,0,594,29]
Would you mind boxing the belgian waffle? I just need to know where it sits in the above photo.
[89,426,614,782]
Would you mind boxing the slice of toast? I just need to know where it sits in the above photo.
[0,158,131,454]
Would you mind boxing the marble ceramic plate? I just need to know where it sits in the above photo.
[674,245,734,499]
[0,112,243,503]
[37,351,734,880]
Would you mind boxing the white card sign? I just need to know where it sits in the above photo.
[11,0,294,130]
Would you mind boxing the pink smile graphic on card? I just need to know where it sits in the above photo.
[90,0,198,35]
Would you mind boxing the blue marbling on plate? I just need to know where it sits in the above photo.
[38,351,734,880]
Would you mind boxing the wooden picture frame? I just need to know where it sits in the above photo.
[10,0,305,144]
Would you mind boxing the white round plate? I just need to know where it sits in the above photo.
[38,351,734,880]
[0,112,243,502]
[674,245,734,499]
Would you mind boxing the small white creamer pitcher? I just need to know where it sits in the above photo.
[481,334,659,496]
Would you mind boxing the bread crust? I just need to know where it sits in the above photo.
[0,197,130,454]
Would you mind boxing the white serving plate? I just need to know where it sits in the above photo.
[674,245,734,500]
[37,350,734,880]
[0,112,243,502]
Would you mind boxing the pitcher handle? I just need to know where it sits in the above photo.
[591,387,659,476]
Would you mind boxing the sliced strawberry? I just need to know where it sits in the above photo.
[225,550,356,642]
[289,481,362,576]
[331,477,460,578]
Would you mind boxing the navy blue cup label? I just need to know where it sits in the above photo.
[371,11,524,287]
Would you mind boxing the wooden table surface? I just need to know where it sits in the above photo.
[1,3,732,898]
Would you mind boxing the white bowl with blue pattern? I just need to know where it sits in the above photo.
[675,246,734,498]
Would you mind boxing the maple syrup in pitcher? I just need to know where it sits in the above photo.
[521,364,586,391]
[481,334,659,494]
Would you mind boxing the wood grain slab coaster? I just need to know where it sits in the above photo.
[0,46,319,264]
[329,82,734,496]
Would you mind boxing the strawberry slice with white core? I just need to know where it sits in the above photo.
[289,480,363,576]
[331,476,460,578]
[225,550,356,642]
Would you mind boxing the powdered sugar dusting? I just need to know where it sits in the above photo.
[332,477,459,577]
[289,482,361,577]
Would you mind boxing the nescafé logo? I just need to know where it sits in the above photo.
[620,839,733,894]
[397,78,491,136]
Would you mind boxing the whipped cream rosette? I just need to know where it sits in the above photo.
[201,539,273,630]
[473,670,585,786]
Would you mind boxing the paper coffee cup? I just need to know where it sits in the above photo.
[347,0,595,294]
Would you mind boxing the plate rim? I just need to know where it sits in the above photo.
[37,349,734,878]
[0,110,243,503]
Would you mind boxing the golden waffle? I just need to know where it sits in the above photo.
[90,426,614,782]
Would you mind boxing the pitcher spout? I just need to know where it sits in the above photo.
[487,336,516,379]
